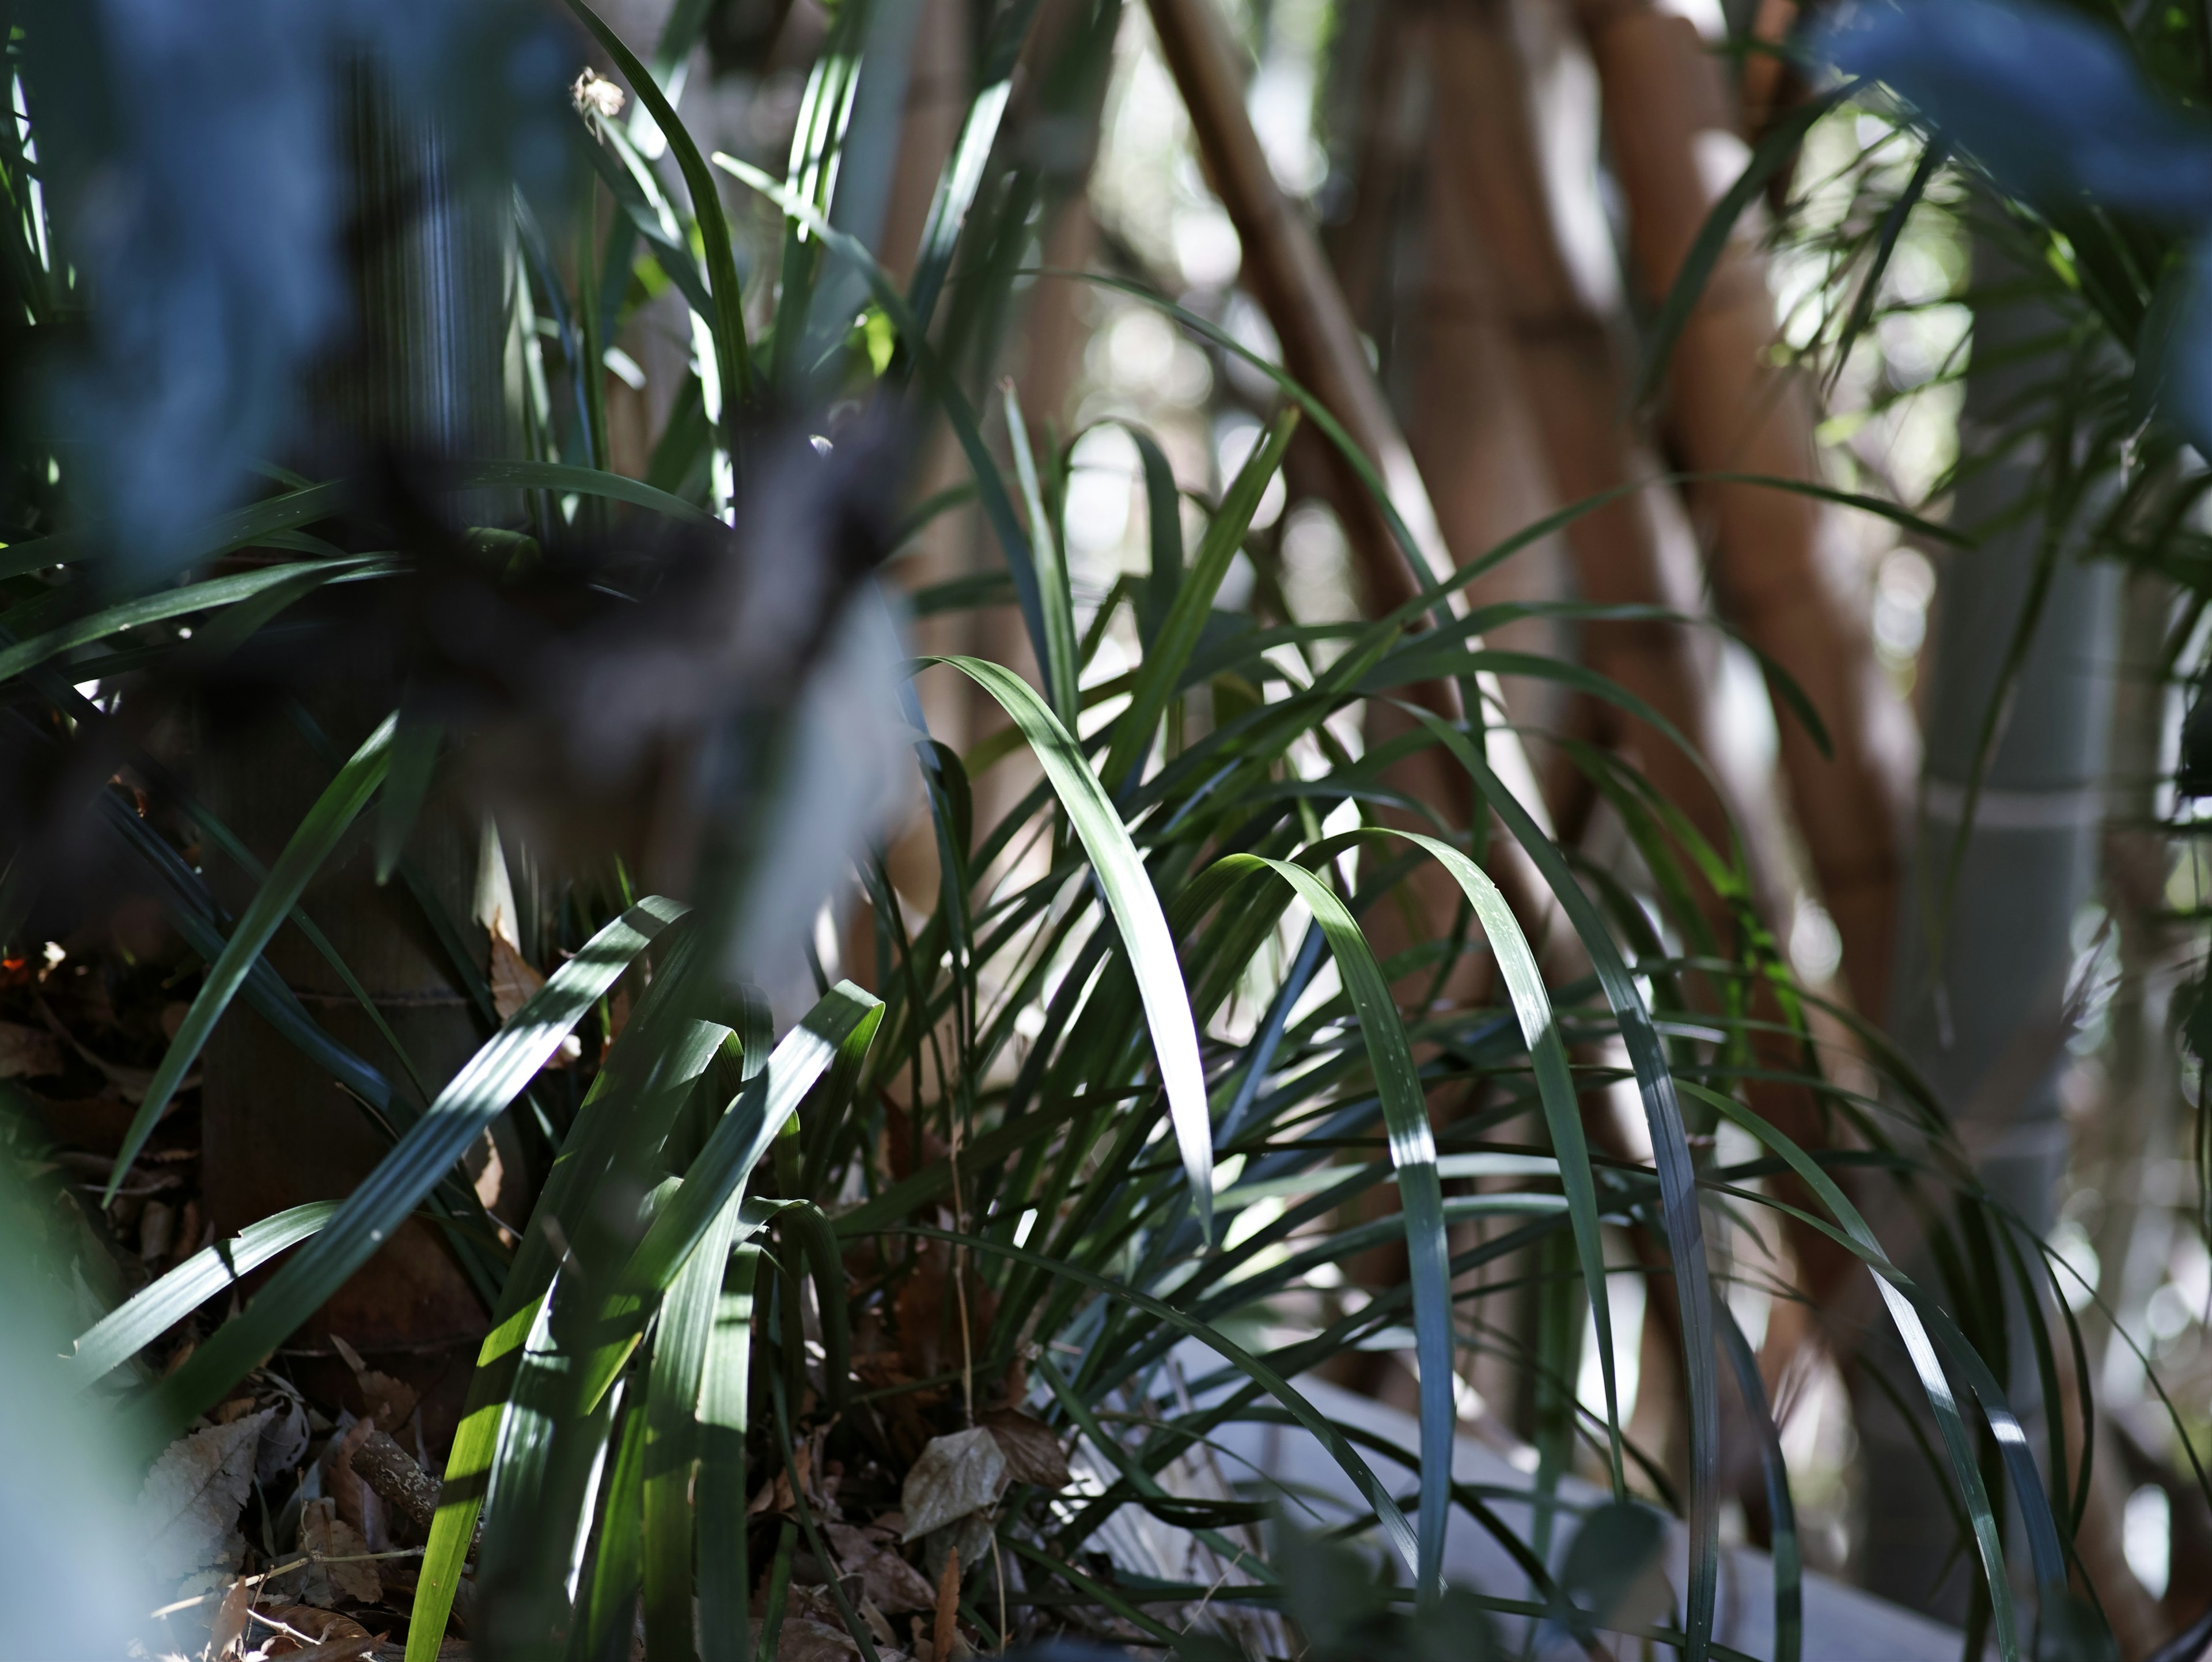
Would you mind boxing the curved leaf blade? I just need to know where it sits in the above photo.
[106,713,398,1200]
[935,655,1214,1240]
[138,897,686,1440]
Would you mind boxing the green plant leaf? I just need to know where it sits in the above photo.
[934,655,1214,1240]
[1385,829,1624,1494]
[65,1202,339,1387]
[1003,380,1082,729]
[1410,709,1724,1662]
[105,713,398,1201]
[1631,87,1848,410]
[448,457,718,525]
[1103,409,1298,798]
[562,0,753,426]
[0,558,391,689]
[139,897,686,1443]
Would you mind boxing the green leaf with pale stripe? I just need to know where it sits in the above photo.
[142,897,684,1443]
[1101,410,1297,798]
[106,713,397,1202]
[1214,853,1452,1602]
[934,656,1214,1241]
[66,1203,339,1387]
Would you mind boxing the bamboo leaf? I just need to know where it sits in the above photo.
[935,655,1215,1240]
[142,898,685,1442]
[66,1203,340,1387]
[105,714,397,1201]
[1103,410,1298,797]
[1229,853,1453,1600]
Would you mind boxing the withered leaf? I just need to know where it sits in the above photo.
[209,1575,254,1660]
[298,1497,381,1605]
[979,1409,1069,1491]
[488,932,546,1024]
[322,1417,389,1553]
[136,1408,273,1585]
[0,1017,62,1079]
[825,1521,937,1613]
[899,1428,1006,1542]
[257,1603,374,1656]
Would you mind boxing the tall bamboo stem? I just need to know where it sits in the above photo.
[1573,0,1915,1022]
[1145,0,1570,964]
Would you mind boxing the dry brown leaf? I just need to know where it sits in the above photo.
[488,933,545,1024]
[298,1497,381,1605]
[931,1549,960,1662]
[979,1409,1069,1491]
[824,1521,936,1613]
[256,1603,374,1657]
[359,1370,418,1433]
[136,1407,274,1585]
[899,1429,1005,1542]
[210,1574,255,1659]
[256,1387,312,1487]
[0,1017,63,1078]
[764,1618,865,1661]
[323,1417,389,1553]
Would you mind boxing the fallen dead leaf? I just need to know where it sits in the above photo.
[979,1409,1069,1491]
[899,1429,1005,1542]
[931,1549,960,1662]
[0,1017,63,1078]
[824,1521,936,1613]
[255,1603,374,1657]
[256,1385,312,1487]
[297,1497,380,1605]
[210,1575,255,1659]
[760,1618,865,1662]
[137,1408,274,1586]
[323,1417,389,1553]
[330,1338,421,1434]
[488,933,545,1025]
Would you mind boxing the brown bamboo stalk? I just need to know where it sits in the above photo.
[1571,0,1916,1023]
[1418,0,1727,864]
[1145,0,1572,966]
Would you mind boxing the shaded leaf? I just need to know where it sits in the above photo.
[900,1428,1007,1540]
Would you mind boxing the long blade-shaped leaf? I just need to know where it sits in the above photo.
[1102,410,1298,797]
[449,457,718,526]
[1239,854,1452,1602]
[106,713,397,1199]
[582,981,883,1407]
[66,1203,339,1386]
[937,656,1214,1240]
[698,1242,760,1662]
[1003,380,1081,729]
[140,898,685,1441]
[911,1224,1421,1580]
[641,1202,738,1662]
[562,0,753,428]
[0,558,391,699]
[1387,829,1623,1494]
[1412,709,1724,1662]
